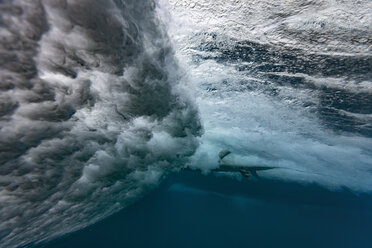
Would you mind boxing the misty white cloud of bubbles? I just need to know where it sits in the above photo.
[159,0,372,191]
[0,0,202,247]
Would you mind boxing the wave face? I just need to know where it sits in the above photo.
[158,0,372,190]
[0,0,201,247]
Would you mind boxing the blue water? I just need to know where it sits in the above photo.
[40,172,372,248]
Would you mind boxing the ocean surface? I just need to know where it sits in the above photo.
[0,0,371,247]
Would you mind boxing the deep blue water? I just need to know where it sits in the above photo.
[39,172,372,248]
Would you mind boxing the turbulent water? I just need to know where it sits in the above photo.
[0,1,202,247]
[0,0,371,247]
[159,0,372,190]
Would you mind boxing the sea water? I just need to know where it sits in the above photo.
[1,0,371,247]
[42,172,372,248]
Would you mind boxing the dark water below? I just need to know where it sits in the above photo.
[39,172,372,248]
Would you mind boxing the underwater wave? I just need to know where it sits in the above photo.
[1,0,372,247]
[159,0,372,190]
[0,0,201,247]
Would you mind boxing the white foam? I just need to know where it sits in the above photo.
[0,0,201,247]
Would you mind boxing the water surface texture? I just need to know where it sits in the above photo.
[0,0,371,247]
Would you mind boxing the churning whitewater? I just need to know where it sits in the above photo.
[0,1,202,247]
[0,0,372,247]
[159,0,372,190]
